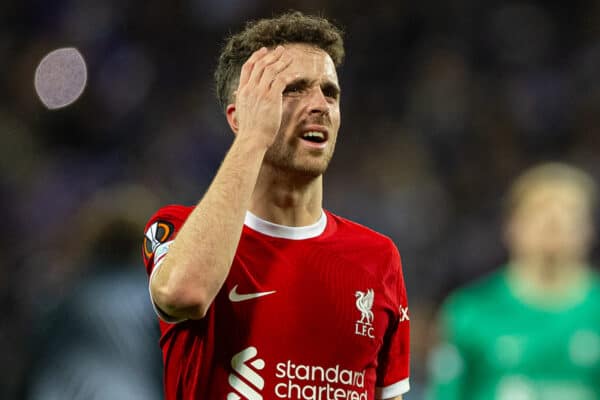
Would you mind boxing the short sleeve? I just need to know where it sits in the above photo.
[375,244,410,399]
[142,204,193,322]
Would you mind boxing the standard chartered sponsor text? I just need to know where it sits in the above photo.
[274,360,367,400]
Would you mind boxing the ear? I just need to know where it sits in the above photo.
[225,103,239,135]
[503,212,522,257]
[582,211,596,248]
[503,214,515,246]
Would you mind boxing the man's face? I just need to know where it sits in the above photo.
[263,44,341,177]
[507,182,594,263]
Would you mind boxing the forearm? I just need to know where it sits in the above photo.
[150,46,295,320]
[151,136,267,319]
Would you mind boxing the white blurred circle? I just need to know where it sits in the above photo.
[496,375,535,400]
[569,330,600,367]
[34,47,87,109]
[428,342,464,382]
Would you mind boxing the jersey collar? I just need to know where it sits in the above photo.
[244,210,327,240]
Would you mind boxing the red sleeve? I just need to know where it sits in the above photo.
[142,204,193,277]
[375,243,410,398]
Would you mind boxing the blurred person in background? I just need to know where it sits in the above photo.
[427,162,600,400]
[142,11,410,400]
[20,184,163,400]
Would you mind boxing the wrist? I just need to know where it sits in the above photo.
[233,133,271,154]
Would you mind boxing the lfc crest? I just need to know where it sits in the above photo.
[355,289,375,338]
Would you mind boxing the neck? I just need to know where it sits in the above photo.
[507,255,588,293]
[249,164,323,227]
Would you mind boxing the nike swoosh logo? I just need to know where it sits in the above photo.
[228,285,276,302]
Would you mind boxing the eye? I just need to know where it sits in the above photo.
[322,85,340,100]
[283,84,303,94]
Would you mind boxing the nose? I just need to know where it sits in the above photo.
[307,87,329,115]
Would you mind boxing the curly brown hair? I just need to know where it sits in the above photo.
[214,11,345,111]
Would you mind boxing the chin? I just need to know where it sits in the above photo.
[265,152,332,178]
[296,156,332,176]
[538,247,578,265]
[301,166,327,178]
[285,162,328,178]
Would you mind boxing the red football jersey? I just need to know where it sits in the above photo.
[142,205,410,399]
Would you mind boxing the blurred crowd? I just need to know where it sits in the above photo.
[2,0,600,398]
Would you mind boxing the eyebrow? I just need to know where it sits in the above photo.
[286,78,341,97]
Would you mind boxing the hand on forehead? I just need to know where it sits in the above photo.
[264,44,338,84]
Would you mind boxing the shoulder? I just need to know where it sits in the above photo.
[144,204,194,228]
[587,269,600,288]
[325,210,397,251]
[443,269,506,311]
[142,204,194,267]
[583,269,600,301]
[325,211,403,299]
[440,269,506,330]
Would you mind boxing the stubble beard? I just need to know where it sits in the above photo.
[263,135,335,178]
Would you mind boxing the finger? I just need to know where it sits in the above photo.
[248,45,285,87]
[248,46,285,87]
[262,56,294,91]
[270,69,300,94]
[238,47,268,88]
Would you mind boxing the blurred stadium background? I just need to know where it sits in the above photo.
[2,0,600,398]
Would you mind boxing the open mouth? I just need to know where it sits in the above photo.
[301,131,327,144]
